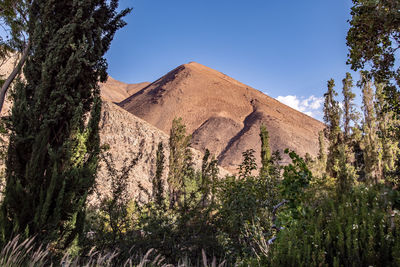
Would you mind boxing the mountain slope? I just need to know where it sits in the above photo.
[119,62,325,172]
[0,60,225,202]
[100,76,150,102]
[93,101,229,205]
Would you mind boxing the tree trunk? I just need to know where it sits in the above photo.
[0,40,30,114]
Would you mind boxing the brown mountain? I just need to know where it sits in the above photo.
[97,80,231,203]
[0,58,232,204]
[93,101,231,205]
[99,76,150,103]
[0,59,323,198]
[118,62,325,172]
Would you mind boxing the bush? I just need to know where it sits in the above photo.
[267,185,400,267]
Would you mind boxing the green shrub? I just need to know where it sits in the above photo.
[267,185,400,267]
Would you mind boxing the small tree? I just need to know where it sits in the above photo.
[136,120,222,264]
[90,151,139,250]
[167,117,194,209]
[216,148,270,259]
[259,125,272,178]
[152,142,165,208]
[259,125,280,209]
[238,149,257,179]
[200,148,219,207]
[317,130,327,173]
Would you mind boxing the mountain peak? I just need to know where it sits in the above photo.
[185,61,200,66]
[183,61,205,67]
[176,62,250,89]
[117,63,324,172]
[180,61,218,73]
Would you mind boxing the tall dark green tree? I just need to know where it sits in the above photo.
[315,130,327,176]
[259,124,280,210]
[339,73,359,191]
[361,73,381,184]
[323,78,357,192]
[0,0,130,249]
[200,148,218,207]
[259,124,272,178]
[342,72,357,141]
[323,79,342,178]
[168,117,194,209]
[152,142,165,207]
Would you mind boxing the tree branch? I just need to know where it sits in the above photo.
[0,39,30,114]
[268,199,288,245]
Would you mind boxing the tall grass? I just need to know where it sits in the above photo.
[0,236,227,266]
[0,235,48,267]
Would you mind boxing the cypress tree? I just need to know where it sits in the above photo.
[153,142,165,207]
[323,78,357,191]
[352,124,365,179]
[201,149,219,185]
[323,79,342,178]
[259,124,279,209]
[168,118,193,209]
[336,143,358,193]
[259,124,272,178]
[375,82,399,183]
[0,0,130,249]
[338,72,359,191]
[360,73,380,184]
[201,149,211,180]
[342,72,357,142]
[200,149,218,207]
[317,130,327,174]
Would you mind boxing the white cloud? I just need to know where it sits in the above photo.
[302,95,323,110]
[276,95,301,111]
[276,95,324,121]
[304,111,313,117]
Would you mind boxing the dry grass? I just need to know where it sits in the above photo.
[0,236,227,267]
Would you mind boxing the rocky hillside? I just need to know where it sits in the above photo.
[0,61,227,204]
[1,59,323,197]
[118,62,325,172]
[94,101,229,205]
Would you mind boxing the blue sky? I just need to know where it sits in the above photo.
[106,0,358,121]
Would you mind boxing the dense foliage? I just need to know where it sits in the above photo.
[0,0,399,266]
[268,186,400,267]
[347,0,400,86]
[0,0,130,250]
[347,0,400,117]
